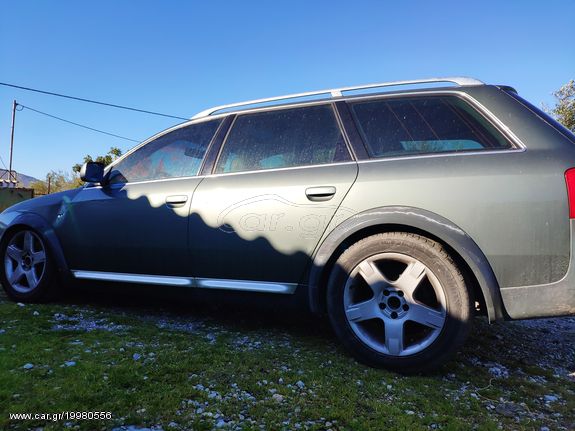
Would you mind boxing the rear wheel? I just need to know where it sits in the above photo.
[0,228,56,302]
[327,232,473,373]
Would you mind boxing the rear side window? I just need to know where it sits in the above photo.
[350,96,512,158]
[214,104,350,174]
[109,119,221,184]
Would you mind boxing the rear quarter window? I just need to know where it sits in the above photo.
[349,95,513,158]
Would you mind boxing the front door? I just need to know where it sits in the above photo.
[56,118,223,277]
[57,179,199,276]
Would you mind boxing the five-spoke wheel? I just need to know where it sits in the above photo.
[4,230,47,293]
[327,232,473,372]
[0,229,55,302]
[344,253,446,357]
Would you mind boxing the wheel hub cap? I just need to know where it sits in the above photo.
[21,254,33,270]
[379,290,409,319]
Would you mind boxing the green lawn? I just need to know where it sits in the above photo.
[0,288,573,430]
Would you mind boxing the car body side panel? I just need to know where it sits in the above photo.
[0,189,88,282]
[332,151,570,289]
[499,220,575,318]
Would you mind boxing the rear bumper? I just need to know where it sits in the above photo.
[500,220,575,319]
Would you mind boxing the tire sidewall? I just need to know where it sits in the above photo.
[327,233,472,372]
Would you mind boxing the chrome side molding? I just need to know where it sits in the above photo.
[72,271,193,286]
[71,270,297,294]
[195,278,296,294]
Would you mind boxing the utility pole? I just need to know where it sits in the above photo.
[8,100,17,183]
[47,174,51,194]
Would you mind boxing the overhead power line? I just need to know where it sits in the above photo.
[0,155,8,170]
[19,104,141,143]
[0,82,189,121]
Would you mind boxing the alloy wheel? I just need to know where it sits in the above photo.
[343,252,447,357]
[4,230,47,294]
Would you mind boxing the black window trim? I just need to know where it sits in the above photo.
[334,101,369,159]
[199,114,234,176]
[210,102,354,176]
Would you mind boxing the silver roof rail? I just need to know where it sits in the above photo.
[191,76,484,119]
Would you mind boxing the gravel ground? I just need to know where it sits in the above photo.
[511,317,575,380]
[1,287,574,430]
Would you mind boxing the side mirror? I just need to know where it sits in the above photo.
[80,162,105,183]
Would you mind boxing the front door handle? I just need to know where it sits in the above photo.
[305,186,336,202]
[165,195,188,208]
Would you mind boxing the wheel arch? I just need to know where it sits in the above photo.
[0,212,69,276]
[307,206,505,322]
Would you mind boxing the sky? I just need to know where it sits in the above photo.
[0,0,574,181]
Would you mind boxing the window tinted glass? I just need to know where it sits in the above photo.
[109,119,221,184]
[350,96,512,158]
[214,105,350,174]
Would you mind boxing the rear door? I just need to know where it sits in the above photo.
[189,103,358,287]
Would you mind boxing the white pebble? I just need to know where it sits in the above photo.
[544,394,559,402]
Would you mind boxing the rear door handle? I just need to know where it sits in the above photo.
[165,195,188,208]
[305,186,336,202]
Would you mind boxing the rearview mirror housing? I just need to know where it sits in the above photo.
[80,162,105,183]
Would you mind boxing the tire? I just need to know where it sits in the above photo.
[327,232,473,373]
[0,228,57,303]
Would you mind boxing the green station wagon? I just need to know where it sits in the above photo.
[1,77,574,372]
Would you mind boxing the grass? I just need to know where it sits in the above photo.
[0,286,573,430]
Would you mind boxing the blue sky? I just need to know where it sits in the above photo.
[1,0,574,180]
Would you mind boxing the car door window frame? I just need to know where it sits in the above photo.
[103,118,225,187]
[211,102,355,176]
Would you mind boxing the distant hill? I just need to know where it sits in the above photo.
[0,170,40,188]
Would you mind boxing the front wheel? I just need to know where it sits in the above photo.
[327,232,473,373]
[0,228,56,302]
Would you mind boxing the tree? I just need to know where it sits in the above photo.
[30,148,124,195]
[29,170,78,195]
[72,147,123,174]
[549,80,575,133]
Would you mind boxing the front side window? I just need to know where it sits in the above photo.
[350,95,513,158]
[109,119,221,184]
[214,104,350,174]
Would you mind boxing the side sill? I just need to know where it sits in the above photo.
[71,271,297,295]
[500,220,575,319]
